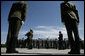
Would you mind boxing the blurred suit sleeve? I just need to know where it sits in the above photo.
[60,3,65,23]
[21,3,28,22]
[73,5,79,23]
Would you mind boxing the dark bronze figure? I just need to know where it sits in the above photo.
[60,1,80,54]
[6,1,28,53]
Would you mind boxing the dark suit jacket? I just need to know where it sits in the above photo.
[8,2,28,22]
[25,32,33,39]
[60,2,79,23]
[59,33,63,41]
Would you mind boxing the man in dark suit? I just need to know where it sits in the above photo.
[58,31,63,50]
[6,1,28,53]
[25,29,33,49]
[60,1,80,54]
[54,39,58,49]
[37,38,41,49]
[45,38,50,49]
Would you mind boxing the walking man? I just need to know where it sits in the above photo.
[58,31,63,50]
[25,29,33,49]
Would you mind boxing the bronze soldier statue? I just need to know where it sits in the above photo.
[60,1,80,54]
[6,1,28,53]
[25,29,33,49]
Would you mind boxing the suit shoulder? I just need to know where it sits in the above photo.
[24,3,28,6]
[60,2,64,5]
[13,2,20,5]
[24,3,27,5]
[60,3,65,7]
[68,2,75,6]
[24,3,28,8]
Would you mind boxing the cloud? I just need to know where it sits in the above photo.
[9,25,84,40]
[1,32,7,35]
[79,27,84,31]
[18,25,67,39]
[1,25,84,44]
[33,25,67,39]
[33,25,84,40]
[19,31,28,35]
[1,32,7,44]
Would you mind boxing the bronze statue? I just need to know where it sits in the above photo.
[60,1,80,54]
[6,1,28,53]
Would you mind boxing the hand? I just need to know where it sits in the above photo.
[62,21,65,25]
[77,21,79,25]
[22,21,24,24]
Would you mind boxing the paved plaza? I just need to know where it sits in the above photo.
[1,48,84,55]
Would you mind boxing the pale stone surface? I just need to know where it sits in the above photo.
[1,48,84,55]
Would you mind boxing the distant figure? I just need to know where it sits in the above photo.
[79,38,84,49]
[25,29,33,49]
[53,39,58,49]
[41,39,43,48]
[21,38,25,48]
[6,1,28,53]
[37,38,41,49]
[63,38,67,49]
[58,31,63,50]
[60,1,80,54]
[45,38,50,49]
